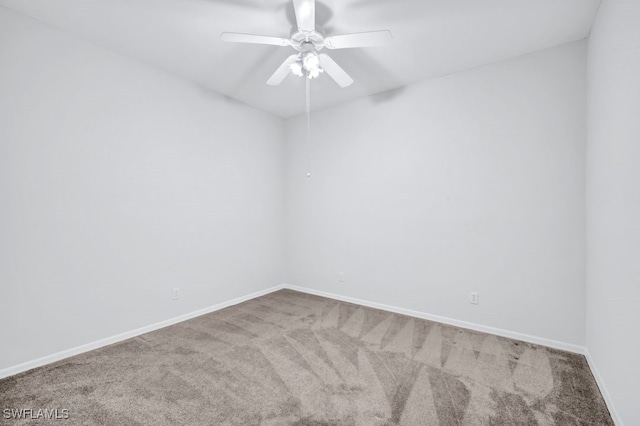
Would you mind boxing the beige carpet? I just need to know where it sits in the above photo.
[1,289,613,425]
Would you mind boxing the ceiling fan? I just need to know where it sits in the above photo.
[220,0,392,88]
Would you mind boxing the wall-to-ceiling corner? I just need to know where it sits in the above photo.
[586,0,640,424]
[284,41,588,350]
[0,7,287,373]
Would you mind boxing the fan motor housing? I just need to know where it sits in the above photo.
[290,30,325,51]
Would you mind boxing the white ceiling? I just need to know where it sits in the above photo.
[0,0,600,117]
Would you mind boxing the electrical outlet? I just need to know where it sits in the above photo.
[469,292,479,305]
[172,288,180,300]
[338,272,345,282]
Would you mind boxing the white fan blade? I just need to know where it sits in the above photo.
[292,0,315,32]
[221,32,290,47]
[267,55,299,86]
[324,30,392,49]
[319,54,353,88]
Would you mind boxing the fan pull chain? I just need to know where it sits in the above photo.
[306,76,311,178]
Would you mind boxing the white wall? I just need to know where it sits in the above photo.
[586,0,640,424]
[0,8,285,371]
[285,42,587,346]
[0,2,603,394]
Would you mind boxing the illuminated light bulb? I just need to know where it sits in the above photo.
[302,52,320,71]
[289,60,304,77]
[307,68,323,79]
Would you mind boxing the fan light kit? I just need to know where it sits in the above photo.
[298,50,323,79]
[220,0,392,87]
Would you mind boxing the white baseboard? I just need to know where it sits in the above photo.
[0,284,287,380]
[292,283,620,424]
[282,284,587,355]
[1,282,621,424]
[584,350,623,426]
